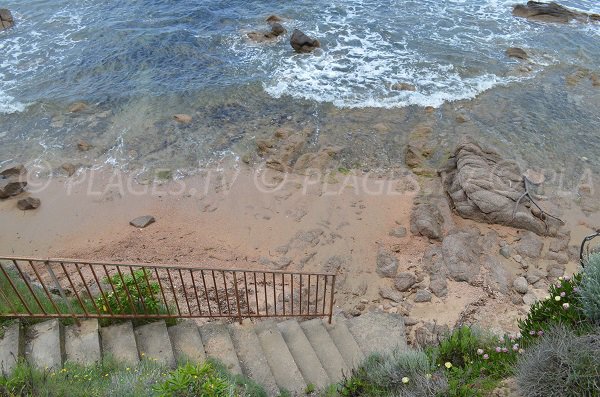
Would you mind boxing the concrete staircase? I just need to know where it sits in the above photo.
[0,312,405,396]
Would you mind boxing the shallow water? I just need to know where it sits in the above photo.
[0,0,599,182]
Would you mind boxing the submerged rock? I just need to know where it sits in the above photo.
[290,29,320,53]
[440,137,562,236]
[129,215,155,228]
[506,47,528,60]
[17,197,41,210]
[77,140,92,151]
[513,1,600,23]
[0,164,25,178]
[391,82,416,91]
[61,163,78,176]
[173,114,192,124]
[0,9,14,30]
[68,102,88,113]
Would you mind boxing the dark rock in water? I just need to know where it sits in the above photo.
[290,29,320,53]
[247,22,287,43]
[61,163,78,176]
[0,178,27,199]
[266,15,284,24]
[77,140,92,151]
[376,249,399,278]
[440,137,562,236]
[513,1,600,23]
[0,164,25,178]
[129,215,155,228]
[68,102,88,113]
[17,197,41,210]
[173,114,192,124]
[391,82,416,91]
[410,200,444,240]
[0,8,14,30]
[506,47,528,60]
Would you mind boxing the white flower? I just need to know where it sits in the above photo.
[563,303,570,310]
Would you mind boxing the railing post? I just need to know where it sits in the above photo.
[45,260,81,327]
[328,274,336,324]
[233,272,242,325]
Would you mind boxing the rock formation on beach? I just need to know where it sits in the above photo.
[247,15,287,43]
[0,165,27,199]
[440,137,563,236]
[0,8,14,30]
[513,1,600,23]
[290,29,320,53]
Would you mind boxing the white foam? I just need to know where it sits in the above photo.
[0,89,27,114]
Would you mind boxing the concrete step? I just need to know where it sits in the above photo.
[100,321,139,365]
[199,322,242,375]
[347,312,406,356]
[168,320,206,364]
[255,320,306,395]
[229,322,279,396]
[134,321,176,367]
[65,319,101,366]
[25,319,64,370]
[324,317,364,369]
[277,319,330,390]
[300,318,349,382]
[0,320,24,375]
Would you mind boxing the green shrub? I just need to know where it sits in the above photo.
[580,253,600,324]
[517,274,589,346]
[515,325,600,397]
[337,349,447,397]
[97,270,162,316]
[154,360,265,397]
[428,326,519,397]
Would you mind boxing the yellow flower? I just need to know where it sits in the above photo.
[102,305,107,312]
[141,352,145,356]
[402,377,409,384]
[444,362,453,369]
[126,367,130,371]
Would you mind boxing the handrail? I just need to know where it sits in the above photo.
[0,256,336,324]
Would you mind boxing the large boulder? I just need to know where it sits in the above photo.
[410,200,444,240]
[290,29,320,53]
[441,231,482,283]
[440,137,562,236]
[513,1,600,23]
[0,8,14,30]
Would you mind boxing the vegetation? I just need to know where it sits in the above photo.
[0,358,265,397]
[329,253,600,397]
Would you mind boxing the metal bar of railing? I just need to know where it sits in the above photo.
[0,257,336,323]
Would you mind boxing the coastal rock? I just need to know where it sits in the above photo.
[515,231,544,258]
[247,22,287,43]
[293,147,339,174]
[440,137,562,236]
[266,15,284,24]
[376,249,399,278]
[506,47,528,60]
[513,276,529,294]
[17,197,41,210]
[546,263,565,279]
[429,276,448,298]
[394,272,417,292]
[389,226,407,238]
[129,215,155,228]
[483,255,512,294]
[513,1,600,24]
[391,82,416,91]
[77,140,92,151]
[379,285,403,303]
[413,289,432,303]
[526,268,546,285]
[522,292,538,306]
[173,114,192,124]
[0,9,14,30]
[61,163,78,177]
[442,231,481,283]
[0,178,27,199]
[290,29,320,53]
[0,164,25,178]
[410,200,444,240]
[68,102,88,113]
[545,251,569,264]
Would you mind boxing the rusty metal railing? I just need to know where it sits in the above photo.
[0,256,336,324]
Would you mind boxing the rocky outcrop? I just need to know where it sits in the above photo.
[247,23,287,43]
[440,137,562,236]
[441,231,482,283]
[391,83,416,91]
[290,29,320,53]
[0,9,14,30]
[513,1,600,24]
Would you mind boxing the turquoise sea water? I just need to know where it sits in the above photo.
[0,0,599,181]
